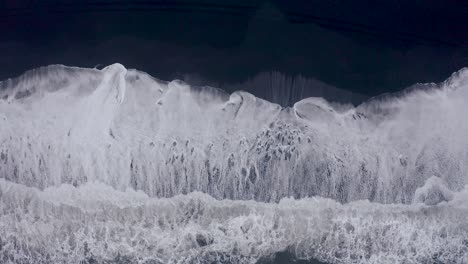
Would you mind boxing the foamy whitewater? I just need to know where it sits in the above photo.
[0,64,467,263]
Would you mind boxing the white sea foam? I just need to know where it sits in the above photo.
[0,179,467,264]
[0,64,467,263]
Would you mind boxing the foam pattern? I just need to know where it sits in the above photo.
[0,64,468,263]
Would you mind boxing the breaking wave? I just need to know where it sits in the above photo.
[0,63,467,263]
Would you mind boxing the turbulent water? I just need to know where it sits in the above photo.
[0,64,467,263]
